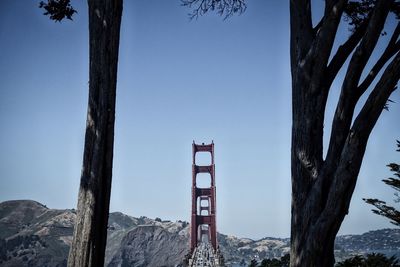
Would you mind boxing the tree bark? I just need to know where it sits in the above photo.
[67,1,122,266]
[289,0,398,266]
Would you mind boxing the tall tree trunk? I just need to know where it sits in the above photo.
[67,1,122,266]
[289,0,399,266]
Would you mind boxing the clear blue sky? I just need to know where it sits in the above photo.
[0,0,398,239]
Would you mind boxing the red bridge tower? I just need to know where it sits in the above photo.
[190,141,217,252]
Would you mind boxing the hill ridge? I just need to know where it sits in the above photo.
[0,200,399,266]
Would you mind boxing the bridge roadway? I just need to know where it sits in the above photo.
[188,242,221,267]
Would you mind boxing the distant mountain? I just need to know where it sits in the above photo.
[0,200,399,266]
[0,200,73,267]
[335,228,400,261]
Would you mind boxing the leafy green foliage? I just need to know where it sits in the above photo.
[39,0,76,22]
[363,141,400,227]
[336,253,400,267]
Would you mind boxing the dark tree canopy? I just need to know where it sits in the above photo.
[364,140,400,227]
[39,0,77,22]
[249,259,258,267]
[335,253,400,267]
[344,0,400,35]
[258,254,290,267]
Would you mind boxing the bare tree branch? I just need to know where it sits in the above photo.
[306,1,394,240]
[342,0,391,93]
[352,50,400,139]
[325,0,392,172]
[358,22,400,92]
[321,49,400,225]
[181,0,246,20]
[308,0,347,92]
[319,51,400,229]
[326,20,368,86]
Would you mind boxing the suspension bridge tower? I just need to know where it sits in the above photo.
[190,141,217,251]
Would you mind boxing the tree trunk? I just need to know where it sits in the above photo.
[289,1,399,266]
[67,1,122,266]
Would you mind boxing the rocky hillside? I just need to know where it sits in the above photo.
[0,200,74,267]
[0,200,189,267]
[0,200,399,266]
[105,213,189,267]
[218,234,290,265]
